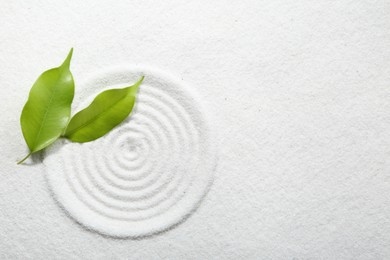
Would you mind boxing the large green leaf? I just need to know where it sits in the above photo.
[18,49,75,164]
[64,76,144,143]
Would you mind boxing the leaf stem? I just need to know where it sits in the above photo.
[17,152,33,165]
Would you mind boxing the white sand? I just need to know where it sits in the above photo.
[1,0,390,258]
[45,67,216,237]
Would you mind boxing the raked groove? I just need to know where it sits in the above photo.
[44,66,216,237]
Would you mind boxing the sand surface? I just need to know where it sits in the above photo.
[45,66,216,237]
[1,0,390,259]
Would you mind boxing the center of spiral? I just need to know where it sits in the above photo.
[120,137,141,161]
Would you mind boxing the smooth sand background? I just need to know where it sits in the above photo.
[1,0,390,259]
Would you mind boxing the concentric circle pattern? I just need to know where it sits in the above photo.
[44,67,216,237]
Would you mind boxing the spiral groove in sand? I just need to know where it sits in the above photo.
[44,67,216,237]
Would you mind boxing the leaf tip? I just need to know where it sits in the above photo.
[61,48,74,69]
[128,76,144,96]
[134,75,145,88]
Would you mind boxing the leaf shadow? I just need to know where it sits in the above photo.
[17,150,44,166]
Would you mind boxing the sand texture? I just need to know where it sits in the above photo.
[1,0,390,259]
[45,67,216,237]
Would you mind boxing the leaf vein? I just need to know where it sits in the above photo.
[65,94,131,137]
[31,72,62,149]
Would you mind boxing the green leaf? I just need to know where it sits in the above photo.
[64,76,144,143]
[18,49,75,164]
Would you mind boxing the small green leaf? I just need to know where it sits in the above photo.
[64,76,144,143]
[18,49,75,164]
